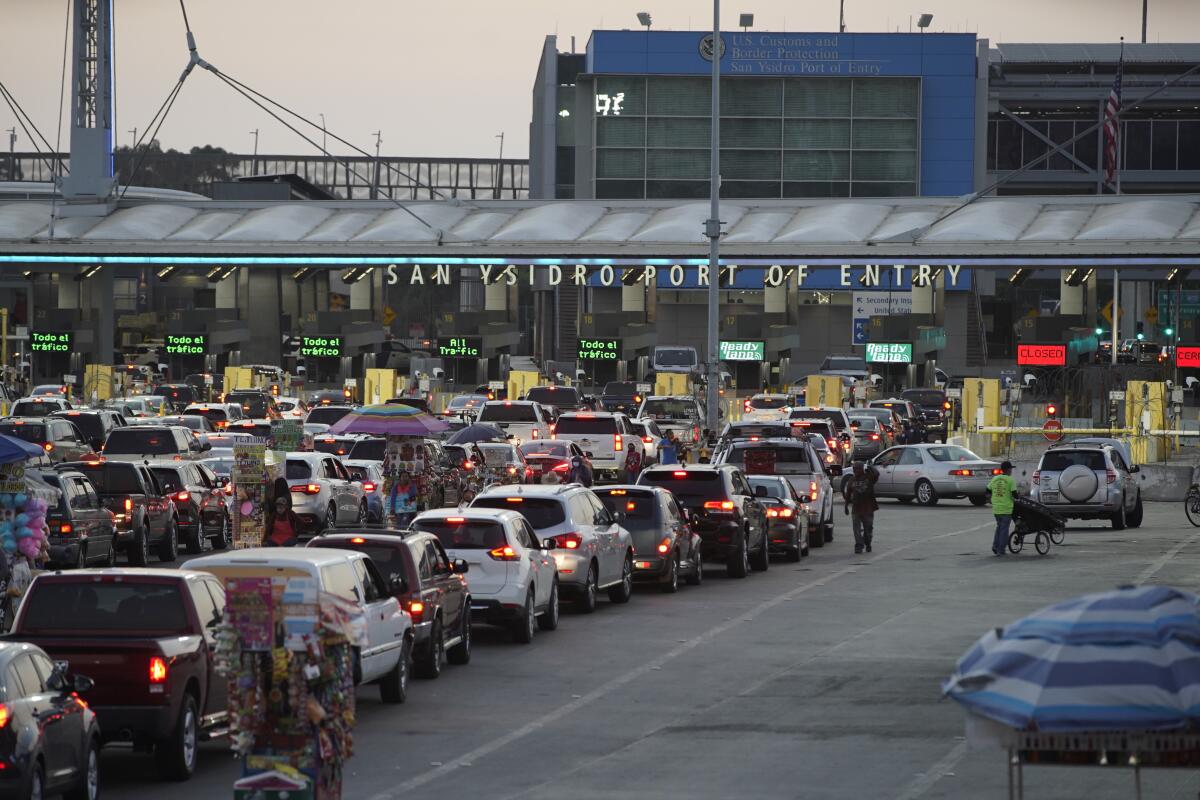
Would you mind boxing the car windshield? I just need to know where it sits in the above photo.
[871,402,912,419]
[603,382,637,397]
[527,388,580,407]
[12,401,59,417]
[448,396,486,409]
[0,423,46,443]
[855,409,894,425]
[478,404,537,423]
[104,428,179,455]
[520,442,571,458]
[286,460,314,479]
[346,465,373,482]
[314,437,354,456]
[748,396,789,409]
[556,417,618,435]
[471,497,566,529]
[414,519,508,550]
[790,420,835,440]
[724,423,790,440]
[789,409,842,427]
[1042,450,1107,471]
[20,581,189,634]
[188,407,229,423]
[348,438,385,461]
[655,349,696,367]
[725,445,814,472]
[925,446,980,462]
[596,490,658,530]
[748,476,790,499]
[849,417,880,431]
[478,445,518,466]
[55,413,103,440]
[640,470,725,502]
[902,390,946,409]
[639,400,698,420]
[73,463,143,494]
[306,406,352,426]
[202,458,233,476]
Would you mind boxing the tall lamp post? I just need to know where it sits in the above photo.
[704,1,722,437]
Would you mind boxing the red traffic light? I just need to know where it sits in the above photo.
[1046,404,1058,418]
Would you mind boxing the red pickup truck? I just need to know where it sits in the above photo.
[9,569,229,781]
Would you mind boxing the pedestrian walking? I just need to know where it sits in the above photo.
[987,460,1018,556]
[842,461,879,553]
[388,470,419,526]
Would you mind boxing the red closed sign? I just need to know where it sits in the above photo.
[1017,344,1067,366]
[1177,346,1200,367]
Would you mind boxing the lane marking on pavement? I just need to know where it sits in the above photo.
[1136,529,1200,584]
[368,521,990,799]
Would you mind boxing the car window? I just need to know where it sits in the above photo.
[320,561,361,602]
[471,496,567,529]
[361,558,391,599]
[12,655,46,695]
[187,579,220,627]
[351,557,381,602]
[323,460,340,480]
[427,540,451,575]
[1041,450,1106,471]
[194,464,215,488]
[286,460,313,480]
[151,468,183,494]
[588,493,613,525]
[410,541,433,582]
[898,449,923,465]
[202,578,227,618]
[874,449,901,468]
[1110,450,1128,471]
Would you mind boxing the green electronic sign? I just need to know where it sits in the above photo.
[865,343,913,364]
[165,334,207,356]
[30,331,73,353]
[437,337,482,358]
[577,338,620,361]
[300,336,343,359]
[719,340,765,361]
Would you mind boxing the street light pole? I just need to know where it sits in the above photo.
[704,0,722,437]
[1142,0,1148,43]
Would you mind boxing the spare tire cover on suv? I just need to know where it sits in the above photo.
[1058,463,1099,502]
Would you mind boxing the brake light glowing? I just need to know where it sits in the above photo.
[949,469,971,477]
[149,656,168,684]
[0,704,9,728]
[614,434,622,452]
[766,507,794,518]
[124,498,133,513]
[408,600,425,622]
[559,533,583,549]
[810,481,818,496]
[446,517,466,523]
[175,491,190,502]
[350,537,366,544]
[641,436,653,444]
[673,470,688,477]
[626,501,636,511]
[609,489,627,495]
[42,442,54,453]
[59,523,73,534]
[703,500,735,511]
[943,401,952,410]
[505,497,523,503]
[531,428,539,439]
[993,468,1003,476]
[656,538,671,554]
[362,482,376,493]
[743,400,752,412]
[489,545,519,561]
[289,483,321,495]
[870,433,880,441]
[552,462,570,472]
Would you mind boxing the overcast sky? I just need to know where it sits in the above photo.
[3,0,1200,160]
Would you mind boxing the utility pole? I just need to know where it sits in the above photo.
[839,0,846,33]
[704,0,722,438]
[494,132,505,199]
[1141,0,1148,43]
[5,128,13,182]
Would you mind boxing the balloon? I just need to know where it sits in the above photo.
[13,494,26,508]
[14,513,28,527]
[2,539,15,554]
[15,527,31,540]
[17,538,38,559]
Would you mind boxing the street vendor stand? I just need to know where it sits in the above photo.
[231,442,283,549]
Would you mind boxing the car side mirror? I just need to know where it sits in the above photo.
[754,485,769,498]
[73,673,95,694]
[798,494,812,504]
[541,537,557,550]
[46,670,66,692]
[584,451,594,459]
[452,558,469,574]
[201,441,212,452]
[389,574,408,595]
[612,510,626,524]
[1130,465,1141,474]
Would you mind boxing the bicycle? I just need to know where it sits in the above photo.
[1185,484,1200,528]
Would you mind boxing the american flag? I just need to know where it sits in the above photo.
[1103,48,1124,189]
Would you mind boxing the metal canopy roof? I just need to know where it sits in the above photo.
[2,195,1200,260]
[991,42,1200,65]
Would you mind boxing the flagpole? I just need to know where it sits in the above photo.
[1115,38,1124,195]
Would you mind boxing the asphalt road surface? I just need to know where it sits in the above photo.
[103,501,1200,800]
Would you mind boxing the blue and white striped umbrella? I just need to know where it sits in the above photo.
[944,586,1200,731]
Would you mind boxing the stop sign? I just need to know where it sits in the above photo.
[1042,419,1064,442]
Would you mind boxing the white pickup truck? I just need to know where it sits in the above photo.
[554,411,645,481]
[477,400,553,446]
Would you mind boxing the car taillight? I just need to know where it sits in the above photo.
[223,483,234,495]
[42,442,54,452]
[362,482,376,493]
[656,538,671,554]
[641,436,653,444]
[870,434,880,441]
[507,466,518,475]
[290,483,321,494]
[614,434,622,452]
[59,523,73,534]
[463,460,474,470]
[810,481,818,496]
[552,462,570,472]
[743,400,752,412]
[557,532,583,550]
[407,600,425,622]
[1031,471,1040,485]
[489,545,520,561]
[531,428,539,439]
[827,438,837,450]
[692,426,700,442]
[175,491,190,502]
[992,468,1003,476]
[149,656,168,684]
[703,500,735,511]
[124,498,133,513]
[943,401,952,410]
[673,470,688,477]
[0,704,9,728]
[1106,469,1116,484]
[766,507,793,518]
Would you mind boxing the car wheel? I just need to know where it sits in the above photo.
[969,495,989,507]
[576,563,599,614]
[685,549,703,586]
[184,521,204,555]
[512,589,536,643]
[27,760,44,800]
[157,519,179,563]
[415,618,444,678]
[808,523,825,549]
[357,500,368,525]
[727,537,750,579]
[822,519,834,543]
[64,737,99,800]
[537,580,560,631]
[1111,500,1127,530]
[75,544,87,569]
[447,611,471,665]
[379,637,410,704]
[749,532,770,572]
[608,554,634,603]
[915,479,938,507]
[1128,494,1144,528]
[155,694,198,780]
[661,553,679,593]
[104,539,116,567]
[212,512,230,550]
[787,529,803,562]
[128,524,150,566]
[325,503,337,531]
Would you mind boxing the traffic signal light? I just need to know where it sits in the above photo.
[1094,327,1104,336]
[1164,327,1175,336]
[1046,403,1058,419]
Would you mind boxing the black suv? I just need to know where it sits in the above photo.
[900,388,950,443]
[308,528,471,679]
[50,408,126,452]
[599,382,642,414]
[39,468,117,568]
[638,464,768,579]
[149,461,232,552]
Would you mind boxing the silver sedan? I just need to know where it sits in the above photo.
[868,444,1000,506]
[847,415,886,460]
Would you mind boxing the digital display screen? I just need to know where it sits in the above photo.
[719,341,765,361]
[578,338,620,361]
[300,336,343,359]
[437,337,482,358]
[30,331,72,353]
[165,334,207,356]
[1017,344,1066,366]
[1177,346,1200,368]
[865,343,913,364]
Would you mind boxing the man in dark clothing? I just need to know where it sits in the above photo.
[842,461,880,554]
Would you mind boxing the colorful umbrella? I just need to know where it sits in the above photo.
[944,585,1200,732]
[326,403,448,437]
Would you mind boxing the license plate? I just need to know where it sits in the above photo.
[1041,491,1059,501]
[634,560,653,569]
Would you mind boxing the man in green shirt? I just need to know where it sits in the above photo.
[987,460,1017,556]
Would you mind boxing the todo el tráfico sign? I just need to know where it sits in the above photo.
[577,338,620,361]
[164,334,207,356]
[865,343,913,364]
[299,336,343,359]
[718,341,765,361]
[30,331,72,353]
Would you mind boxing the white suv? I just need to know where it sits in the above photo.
[554,411,645,481]
[283,452,368,535]
[412,508,560,643]
[471,484,634,613]
[477,400,553,445]
[1030,443,1144,529]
